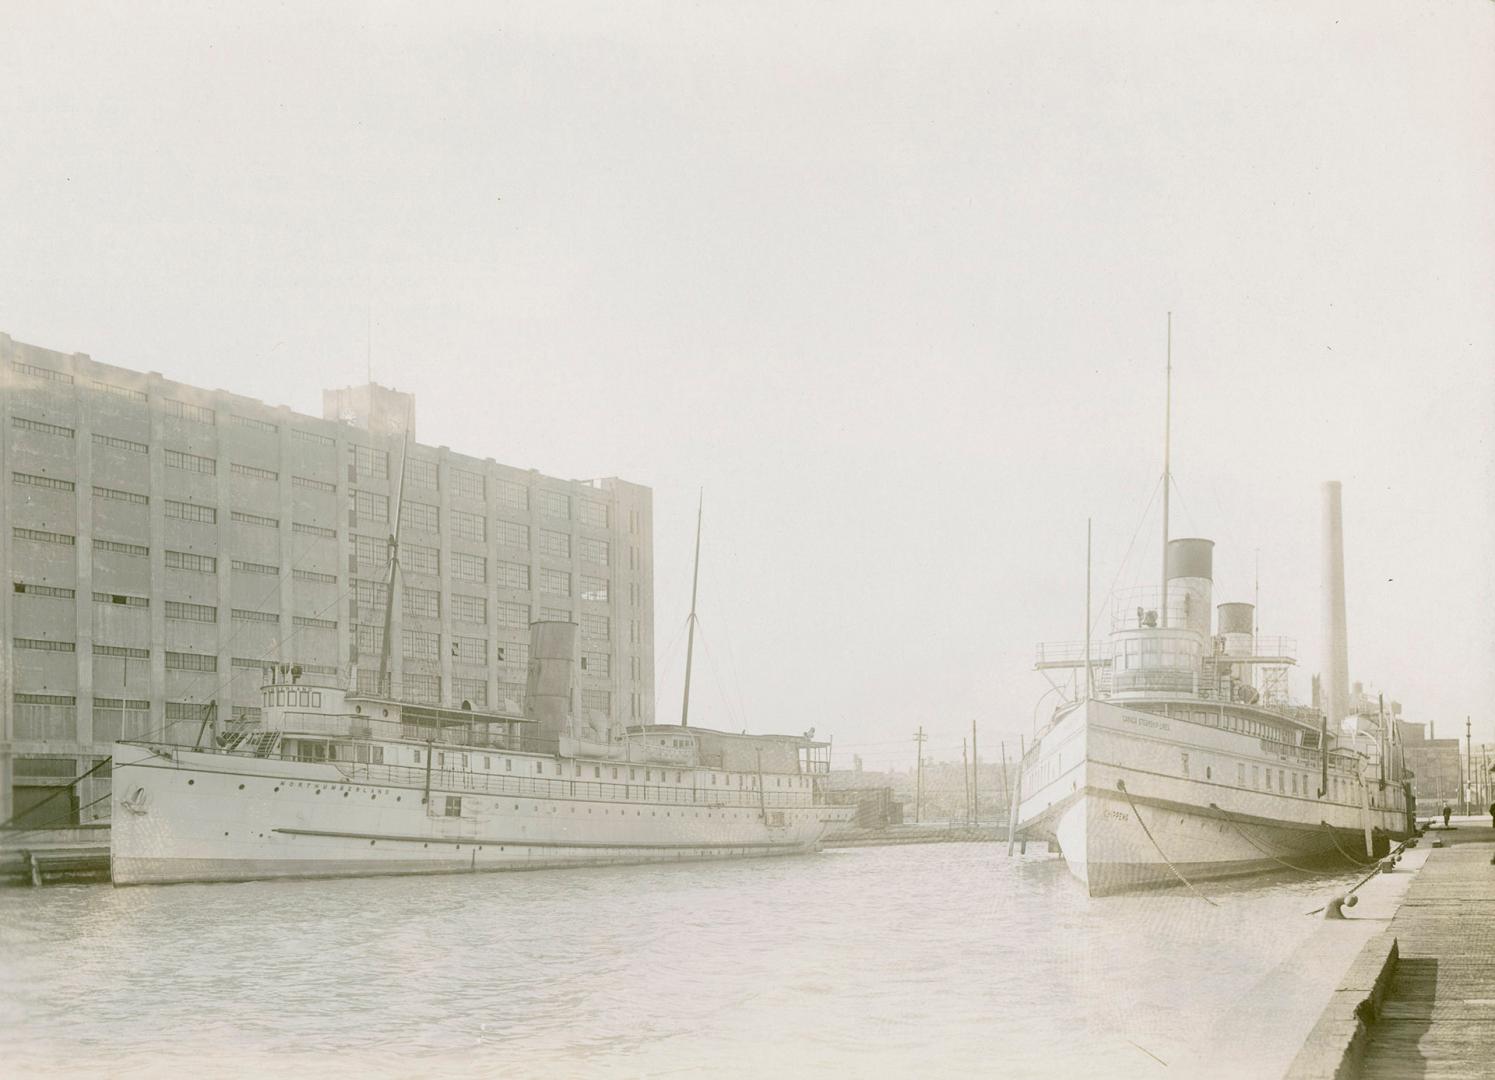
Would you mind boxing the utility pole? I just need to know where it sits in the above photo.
[962,738,971,825]
[1466,715,1473,816]
[971,719,979,826]
[914,726,926,824]
[680,491,704,727]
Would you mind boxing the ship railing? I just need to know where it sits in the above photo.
[308,759,824,809]
[1111,587,1191,633]
[276,711,545,752]
[1034,641,1112,667]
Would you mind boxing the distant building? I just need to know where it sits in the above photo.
[1,332,655,826]
[1396,720,1462,815]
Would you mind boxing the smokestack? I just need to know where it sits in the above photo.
[1321,481,1350,731]
[524,621,577,743]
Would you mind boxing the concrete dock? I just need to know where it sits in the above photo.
[1286,819,1495,1079]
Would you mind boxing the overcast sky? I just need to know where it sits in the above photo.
[4,1,1491,769]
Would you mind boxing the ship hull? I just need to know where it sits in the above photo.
[1015,699,1411,896]
[111,743,845,886]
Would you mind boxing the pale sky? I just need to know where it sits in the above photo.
[3,1,1492,769]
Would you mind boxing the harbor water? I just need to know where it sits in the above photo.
[0,843,1361,1078]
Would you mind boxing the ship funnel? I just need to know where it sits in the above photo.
[1166,538,1214,637]
[524,621,577,742]
[1320,481,1350,731]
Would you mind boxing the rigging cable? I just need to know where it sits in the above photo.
[1115,780,1218,906]
[1207,803,1339,876]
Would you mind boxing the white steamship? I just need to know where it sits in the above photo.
[1013,346,1413,896]
[111,620,847,885]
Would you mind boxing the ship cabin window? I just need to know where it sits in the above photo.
[594,766,601,779]
[291,740,327,762]
[354,744,384,765]
[612,767,619,779]
[1237,764,1245,786]
[414,750,422,764]
[444,796,461,817]
[630,768,637,781]
[535,761,543,774]
[1253,766,1260,788]
[1205,766,1211,781]
[1278,769,1286,791]
[676,771,683,783]
[1290,773,1297,795]
[505,759,512,772]
[1180,753,1190,777]
[484,756,490,770]
[312,693,321,707]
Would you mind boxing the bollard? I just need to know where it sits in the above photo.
[1323,894,1358,919]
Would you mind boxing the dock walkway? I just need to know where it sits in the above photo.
[1359,838,1495,1078]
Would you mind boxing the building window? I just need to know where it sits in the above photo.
[452,468,484,501]
[401,499,440,534]
[581,652,610,676]
[230,413,278,434]
[451,551,486,584]
[452,593,488,625]
[165,601,217,623]
[497,561,530,590]
[405,673,441,704]
[453,678,488,707]
[580,689,611,715]
[405,543,440,576]
[540,568,571,595]
[95,538,149,557]
[165,499,217,524]
[11,359,73,384]
[14,637,75,652]
[495,520,529,549]
[232,559,279,576]
[15,583,76,599]
[166,550,217,573]
[294,568,336,584]
[406,458,439,490]
[93,486,149,505]
[165,398,215,425]
[230,462,278,482]
[539,530,570,559]
[539,490,571,519]
[232,608,278,624]
[13,527,74,546]
[452,509,486,543]
[402,586,441,620]
[14,416,76,439]
[293,616,337,630]
[93,591,147,607]
[579,500,609,528]
[293,428,336,448]
[231,510,279,529]
[580,576,608,602]
[453,635,487,665]
[541,607,570,622]
[353,490,389,524]
[402,629,440,660]
[164,449,216,475]
[292,522,338,540]
[13,472,74,492]
[352,444,388,481]
[166,650,217,672]
[92,432,147,454]
[581,614,610,641]
[497,601,530,628]
[293,475,337,493]
[579,538,609,565]
[494,479,528,512]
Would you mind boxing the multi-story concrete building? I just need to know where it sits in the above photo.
[1,332,654,827]
[1395,719,1463,816]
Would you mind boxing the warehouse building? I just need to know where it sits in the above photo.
[0,331,655,826]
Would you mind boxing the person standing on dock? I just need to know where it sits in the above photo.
[1488,801,1494,829]
[1442,804,1452,828]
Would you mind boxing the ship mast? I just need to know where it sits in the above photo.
[680,490,703,727]
[375,404,413,700]
[1159,312,1172,627]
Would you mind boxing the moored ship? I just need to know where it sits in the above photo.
[111,622,849,885]
[1012,330,1413,896]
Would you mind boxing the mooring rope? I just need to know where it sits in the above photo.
[1304,835,1417,915]
[1207,803,1333,876]
[1115,780,1219,906]
[1320,820,1377,867]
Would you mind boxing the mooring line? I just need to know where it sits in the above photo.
[1320,820,1376,867]
[1207,803,1334,876]
[1115,780,1218,907]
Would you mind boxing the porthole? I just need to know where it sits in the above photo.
[370,840,376,846]
[187,779,195,786]
[238,784,245,790]
[343,792,349,798]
